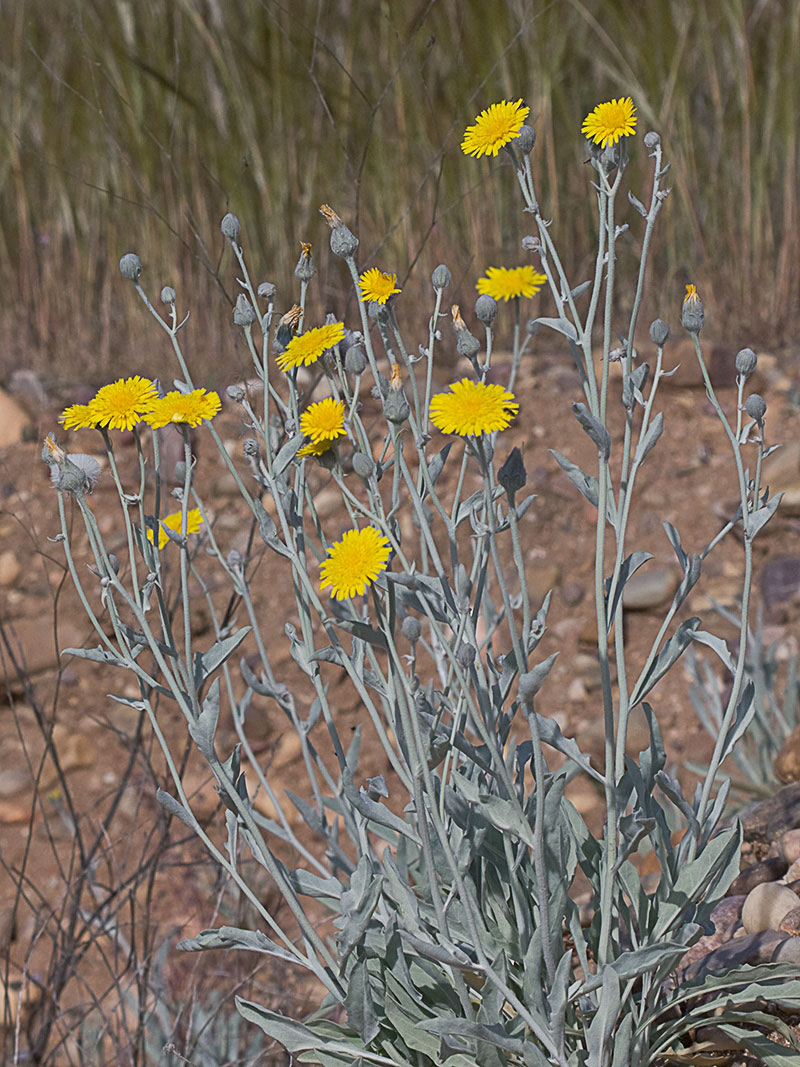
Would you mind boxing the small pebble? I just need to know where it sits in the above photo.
[742,881,800,934]
[779,905,800,937]
[709,895,744,939]
[772,937,800,965]
[780,828,800,865]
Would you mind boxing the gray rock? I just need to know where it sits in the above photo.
[738,783,800,843]
[742,881,800,934]
[621,566,678,611]
[710,895,745,939]
[772,937,800,965]
[779,904,800,936]
[779,828,800,865]
[728,856,788,896]
[560,581,585,607]
[682,930,786,981]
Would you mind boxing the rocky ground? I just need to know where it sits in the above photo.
[2,333,800,1064]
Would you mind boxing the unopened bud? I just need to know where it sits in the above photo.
[498,446,527,498]
[401,616,421,644]
[345,346,367,375]
[516,125,535,153]
[227,384,246,402]
[233,294,257,327]
[644,131,661,148]
[432,264,451,290]
[160,286,176,305]
[242,437,260,457]
[258,281,277,300]
[221,213,241,241]
[649,318,670,346]
[383,365,410,424]
[456,642,475,668]
[475,294,498,326]
[119,253,142,282]
[352,452,375,480]
[736,348,757,379]
[745,393,766,422]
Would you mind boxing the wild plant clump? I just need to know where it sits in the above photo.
[48,97,800,1065]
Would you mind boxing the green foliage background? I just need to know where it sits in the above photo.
[2,0,798,387]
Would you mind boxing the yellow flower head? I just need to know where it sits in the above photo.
[297,438,333,459]
[461,100,530,158]
[429,379,519,437]
[60,403,100,431]
[144,388,221,429]
[89,376,158,431]
[684,284,699,304]
[358,269,402,305]
[477,266,547,302]
[147,507,204,550]
[320,526,392,600]
[581,97,637,148]
[276,322,346,372]
[299,397,346,444]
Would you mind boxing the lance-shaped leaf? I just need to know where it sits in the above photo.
[178,926,300,963]
[605,552,653,631]
[633,411,663,466]
[193,627,251,687]
[572,402,611,460]
[630,617,700,706]
[188,677,220,759]
[529,316,579,341]
[746,492,783,539]
[345,959,379,1044]
[422,442,452,499]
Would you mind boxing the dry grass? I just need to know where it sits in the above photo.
[1,0,797,391]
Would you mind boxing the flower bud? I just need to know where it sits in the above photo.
[233,293,257,327]
[649,318,670,346]
[456,642,475,668]
[521,235,540,253]
[736,348,757,379]
[745,393,766,422]
[106,553,120,576]
[220,213,241,241]
[294,241,315,282]
[644,131,661,148]
[401,616,421,645]
[319,204,358,258]
[345,346,367,375]
[516,125,535,153]
[227,384,246,403]
[352,452,375,480]
[242,437,260,457]
[368,300,390,324]
[498,446,527,498]
[160,285,176,305]
[432,264,451,290]
[258,281,277,301]
[475,294,498,327]
[119,253,142,282]
[681,284,704,333]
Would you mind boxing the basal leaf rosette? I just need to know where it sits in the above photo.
[477,265,547,302]
[461,99,530,158]
[319,526,391,600]
[429,379,519,437]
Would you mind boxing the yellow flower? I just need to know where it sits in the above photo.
[146,507,204,550]
[276,322,346,372]
[461,99,529,158]
[581,97,637,148]
[89,376,159,431]
[476,266,547,302]
[297,438,333,459]
[60,403,100,431]
[358,269,402,305]
[299,397,346,444]
[429,379,519,437]
[320,526,392,600]
[144,388,221,429]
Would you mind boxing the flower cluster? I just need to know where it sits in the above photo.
[60,377,221,432]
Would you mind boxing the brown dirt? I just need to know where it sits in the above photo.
[2,335,800,1063]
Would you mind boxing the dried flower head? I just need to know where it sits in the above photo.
[581,97,637,148]
[144,388,221,429]
[90,376,159,431]
[358,269,402,305]
[681,284,705,333]
[461,100,530,158]
[147,507,204,550]
[319,204,358,257]
[319,526,392,600]
[477,265,547,302]
[276,322,346,372]
[295,241,315,282]
[430,379,519,437]
[275,304,303,349]
[299,397,346,445]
